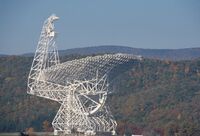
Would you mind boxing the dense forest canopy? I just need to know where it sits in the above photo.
[0,55,200,135]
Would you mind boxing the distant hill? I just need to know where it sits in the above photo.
[22,45,200,60]
[0,54,8,57]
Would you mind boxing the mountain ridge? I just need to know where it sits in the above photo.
[21,45,200,60]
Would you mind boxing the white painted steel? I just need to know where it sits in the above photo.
[27,15,142,135]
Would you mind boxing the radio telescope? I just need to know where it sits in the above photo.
[27,15,142,135]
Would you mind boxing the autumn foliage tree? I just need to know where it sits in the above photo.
[42,120,53,132]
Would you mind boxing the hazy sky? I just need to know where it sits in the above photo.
[0,0,200,55]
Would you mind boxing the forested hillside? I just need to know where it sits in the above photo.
[0,55,200,136]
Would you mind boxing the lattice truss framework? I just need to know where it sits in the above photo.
[27,15,142,135]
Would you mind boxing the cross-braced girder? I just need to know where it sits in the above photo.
[27,14,142,135]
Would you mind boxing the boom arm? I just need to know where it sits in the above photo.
[28,14,60,94]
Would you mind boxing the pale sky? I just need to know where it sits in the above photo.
[0,0,200,55]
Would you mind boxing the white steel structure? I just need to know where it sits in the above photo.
[27,15,142,135]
